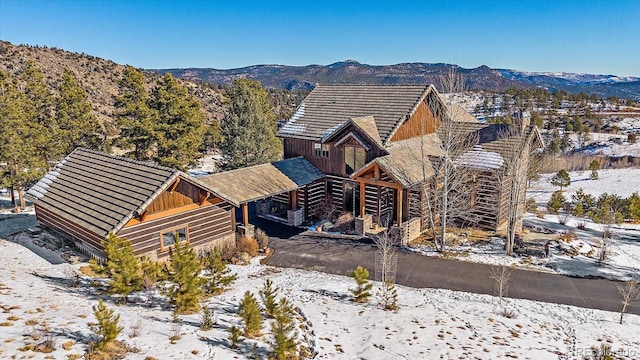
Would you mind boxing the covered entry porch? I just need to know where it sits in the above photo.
[198,157,325,237]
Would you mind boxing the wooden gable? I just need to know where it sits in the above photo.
[390,97,441,142]
[124,176,222,227]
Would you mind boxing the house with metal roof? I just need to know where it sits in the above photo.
[27,148,236,260]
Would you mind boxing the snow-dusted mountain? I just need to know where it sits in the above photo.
[498,69,640,99]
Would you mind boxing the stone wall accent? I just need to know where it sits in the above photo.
[287,208,305,226]
[355,214,373,236]
[237,224,255,239]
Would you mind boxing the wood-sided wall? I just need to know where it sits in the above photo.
[390,100,440,142]
[283,126,384,177]
[34,204,105,256]
[118,201,234,259]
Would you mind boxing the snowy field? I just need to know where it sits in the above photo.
[0,238,638,360]
[525,168,640,281]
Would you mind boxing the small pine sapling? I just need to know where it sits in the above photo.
[238,291,263,338]
[201,248,237,296]
[259,278,279,318]
[103,233,142,303]
[589,159,600,180]
[350,266,373,303]
[89,299,123,351]
[164,241,204,314]
[228,325,243,349]
[269,297,298,360]
[378,280,399,311]
[200,306,216,331]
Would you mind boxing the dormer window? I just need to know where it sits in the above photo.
[314,143,330,157]
[344,146,366,175]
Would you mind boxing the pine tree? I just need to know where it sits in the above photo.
[350,266,373,303]
[238,291,263,338]
[0,70,50,210]
[200,248,237,296]
[269,297,298,360]
[228,325,243,349]
[90,299,123,351]
[550,169,571,191]
[547,190,566,214]
[22,60,57,161]
[259,278,279,318]
[589,159,600,180]
[626,192,640,221]
[149,73,206,170]
[114,65,156,161]
[220,78,282,170]
[200,306,215,330]
[102,233,142,303]
[165,241,204,314]
[55,68,103,155]
[378,280,399,311]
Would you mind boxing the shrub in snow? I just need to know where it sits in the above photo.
[238,291,263,338]
[589,159,600,180]
[617,281,639,325]
[255,228,269,249]
[102,233,143,303]
[350,266,373,303]
[237,236,259,257]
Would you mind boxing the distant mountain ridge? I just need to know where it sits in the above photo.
[153,61,640,99]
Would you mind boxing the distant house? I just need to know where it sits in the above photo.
[27,148,235,260]
[205,84,542,242]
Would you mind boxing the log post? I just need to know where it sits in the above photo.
[242,203,249,226]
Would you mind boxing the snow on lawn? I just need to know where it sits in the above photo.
[525,168,640,281]
[0,239,638,360]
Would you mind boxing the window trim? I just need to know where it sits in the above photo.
[314,142,330,158]
[159,225,189,251]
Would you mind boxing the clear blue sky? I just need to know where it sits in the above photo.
[1,0,638,76]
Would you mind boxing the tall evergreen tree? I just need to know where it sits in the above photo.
[0,71,49,210]
[22,60,57,161]
[114,65,156,161]
[149,73,206,170]
[164,241,204,314]
[220,78,281,170]
[102,233,142,302]
[55,68,103,154]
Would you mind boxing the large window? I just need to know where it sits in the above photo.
[344,146,366,175]
[314,143,330,157]
[160,227,187,249]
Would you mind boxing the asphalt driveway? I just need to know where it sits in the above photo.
[266,231,640,316]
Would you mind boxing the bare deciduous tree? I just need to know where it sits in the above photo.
[420,67,477,252]
[617,280,639,324]
[489,265,512,304]
[498,124,538,256]
[373,226,398,284]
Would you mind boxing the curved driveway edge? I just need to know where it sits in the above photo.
[266,232,639,316]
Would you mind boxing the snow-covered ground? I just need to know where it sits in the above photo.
[525,168,640,281]
[0,238,638,360]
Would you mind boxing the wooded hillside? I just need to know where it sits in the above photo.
[0,40,226,134]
